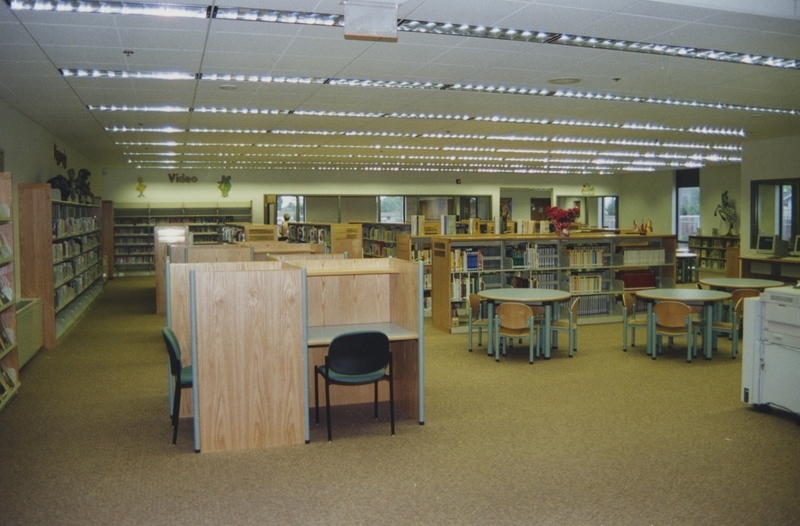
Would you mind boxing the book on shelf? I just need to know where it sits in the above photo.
[410,215,426,236]
[0,362,16,389]
[0,275,13,305]
[440,215,456,235]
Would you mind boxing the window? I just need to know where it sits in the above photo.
[277,195,304,225]
[378,196,404,223]
[602,196,617,228]
[676,169,699,247]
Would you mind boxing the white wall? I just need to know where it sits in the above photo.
[740,134,800,255]
[0,99,103,296]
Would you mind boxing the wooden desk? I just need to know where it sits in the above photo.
[740,256,800,284]
[478,288,571,360]
[636,288,730,360]
[299,258,425,442]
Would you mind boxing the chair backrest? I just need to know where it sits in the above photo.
[162,327,183,376]
[570,297,581,318]
[734,297,746,317]
[731,288,760,305]
[622,292,636,316]
[653,301,691,329]
[327,331,390,375]
[496,302,533,330]
[469,293,482,319]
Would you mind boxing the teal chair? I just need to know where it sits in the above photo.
[314,331,394,441]
[162,327,193,445]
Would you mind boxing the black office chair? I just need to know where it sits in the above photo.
[162,327,193,445]
[314,331,394,442]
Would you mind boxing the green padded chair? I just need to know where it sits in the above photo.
[162,327,193,445]
[314,331,394,442]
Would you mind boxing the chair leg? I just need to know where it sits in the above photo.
[172,380,181,445]
[324,378,332,442]
[622,319,628,351]
[468,321,473,352]
[314,367,320,424]
[389,375,395,436]
[373,381,379,419]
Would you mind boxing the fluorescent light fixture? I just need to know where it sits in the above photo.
[9,0,209,18]
[61,69,195,80]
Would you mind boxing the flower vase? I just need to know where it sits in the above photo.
[553,222,571,237]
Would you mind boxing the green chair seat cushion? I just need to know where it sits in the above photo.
[318,365,386,384]
[180,365,193,386]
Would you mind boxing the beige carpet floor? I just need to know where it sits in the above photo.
[1,276,799,525]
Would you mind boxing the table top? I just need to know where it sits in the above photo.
[636,288,731,303]
[308,323,418,346]
[478,288,571,303]
[699,277,783,290]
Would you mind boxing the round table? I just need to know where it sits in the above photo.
[699,277,784,291]
[636,288,731,360]
[478,288,571,360]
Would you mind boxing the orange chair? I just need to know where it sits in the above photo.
[652,301,695,362]
[621,292,647,351]
[494,302,537,364]
[549,297,580,358]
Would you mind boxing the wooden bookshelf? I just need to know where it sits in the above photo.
[19,183,104,349]
[0,173,20,410]
[113,201,252,274]
[286,222,363,257]
[688,235,739,274]
[431,233,676,332]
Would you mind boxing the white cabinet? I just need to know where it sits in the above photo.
[742,288,800,417]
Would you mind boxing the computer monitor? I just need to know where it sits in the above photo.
[757,234,789,257]
[791,236,800,257]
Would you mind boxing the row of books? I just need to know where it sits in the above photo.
[411,248,432,264]
[622,248,665,265]
[52,216,98,240]
[115,246,154,255]
[569,273,604,293]
[0,275,14,305]
[515,220,549,234]
[364,226,401,242]
[52,203,98,219]
[567,247,607,268]
[114,238,153,246]
[115,255,154,265]
[114,218,155,227]
[575,294,612,316]
[54,265,102,312]
[450,275,486,301]
[0,316,15,352]
[363,240,396,257]
[54,251,99,286]
[220,226,246,243]
[0,233,11,260]
[288,225,329,244]
[53,233,100,263]
[114,227,152,235]
[0,362,19,402]
[450,249,484,271]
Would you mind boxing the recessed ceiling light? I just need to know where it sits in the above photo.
[548,77,581,85]
[219,84,238,90]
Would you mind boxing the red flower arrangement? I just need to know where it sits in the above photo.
[545,206,579,236]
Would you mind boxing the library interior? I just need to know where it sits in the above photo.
[1,1,800,524]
